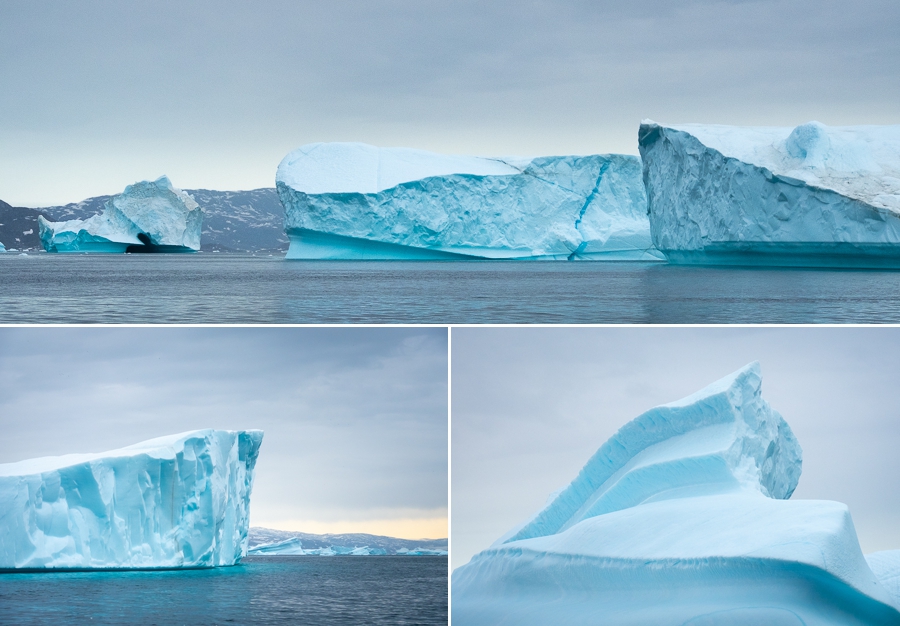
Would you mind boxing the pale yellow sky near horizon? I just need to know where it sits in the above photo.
[251,515,448,540]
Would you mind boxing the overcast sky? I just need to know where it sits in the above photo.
[451,327,900,569]
[0,327,448,539]
[2,0,898,206]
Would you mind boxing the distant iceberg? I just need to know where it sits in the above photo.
[247,536,441,556]
[248,537,306,555]
[0,241,5,252]
[0,429,263,570]
[38,176,203,253]
[640,121,900,268]
[276,142,661,260]
[452,363,900,624]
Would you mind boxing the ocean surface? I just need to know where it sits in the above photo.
[0,556,447,625]
[2,253,900,323]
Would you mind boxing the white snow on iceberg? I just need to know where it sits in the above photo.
[640,121,900,268]
[277,142,661,261]
[451,363,900,625]
[38,176,203,253]
[0,429,263,570]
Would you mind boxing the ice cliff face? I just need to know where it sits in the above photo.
[0,429,263,570]
[640,121,900,267]
[38,176,203,253]
[452,363,900,625]
[277,142,661,260]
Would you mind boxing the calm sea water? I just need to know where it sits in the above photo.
[0,556,447,625]
[2,253,900,323]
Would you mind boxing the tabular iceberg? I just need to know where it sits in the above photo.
[276,142,661,260]
[640,121,900,267]
[38,176,203,253]
[452,363,900,625]
[0,429,263,570]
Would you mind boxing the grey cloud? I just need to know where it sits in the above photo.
[2,0,898,204]
[0,327,448,520]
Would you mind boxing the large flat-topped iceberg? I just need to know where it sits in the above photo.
[38,176,203,253]
[0,429,263,570]
[640,121,900,268]
[277,142,661,260]
[452,363,900,625]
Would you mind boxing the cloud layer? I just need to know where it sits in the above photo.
[2,0,898,204]
[0,327,448,538]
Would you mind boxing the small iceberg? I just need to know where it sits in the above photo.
[0,429,263,570]
[452,363,900,624]
[276,142,661,260]
[639,121,900,268]
[38,176,203,253]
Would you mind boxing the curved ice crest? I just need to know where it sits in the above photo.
[502,362,801,544]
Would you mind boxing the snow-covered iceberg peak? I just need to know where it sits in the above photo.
[0,429,263,570]
[640,120,900,267]
[503,362,801,544]
[38,176,203,253]
[277,142,661,261]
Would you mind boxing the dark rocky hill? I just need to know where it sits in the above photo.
[0,200,47,250]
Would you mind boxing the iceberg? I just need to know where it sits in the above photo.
[397,548,449,556]
[639,121,900,268]
[0,241,5,252]
[247,537,437,556]
[276,142,662,260]
[248,537,306,555]
[0,429,263,570]
[38,176,203,253]
[452,363,900,625]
